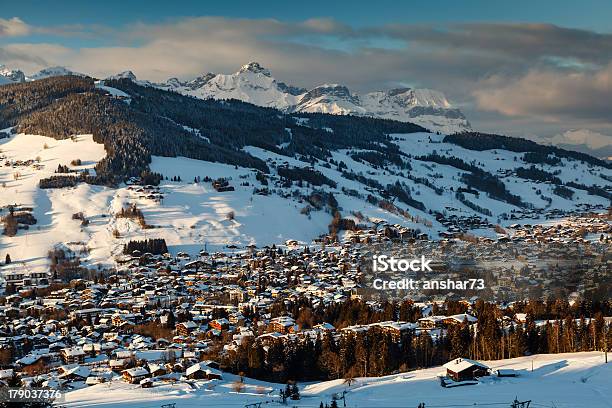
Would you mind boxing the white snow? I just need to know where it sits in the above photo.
[0,133,108,276]
[26,66,84,81]
[95,80,130,98]
[157,63,470,134]
[60,351,612,408]
[1,130,609,279]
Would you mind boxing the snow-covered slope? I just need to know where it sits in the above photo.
[0,65,26,84]
[60,352,612,408]
[159,62,471,134]
[26,66,85,80]
[361,88,470,135]
[104,70,154,87]
[160,62,300,110]
[0,133,108,276]
[0,65,84,84]
[292,83,365,115]
[2,129,609,279]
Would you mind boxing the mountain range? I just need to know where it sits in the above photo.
[0,62,470,134]
[0,64,84,84]
[156,62,471,134]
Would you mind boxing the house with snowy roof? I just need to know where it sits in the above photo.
[185,362,222,380]
[60,347,86,364]
[122,367,149,383]
[443,358,489,382]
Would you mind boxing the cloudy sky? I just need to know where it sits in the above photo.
[1,0,611,150]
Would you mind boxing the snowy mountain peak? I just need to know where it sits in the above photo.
[149,62,471,134]
[305,83,355,99]
[295,83,363,115]
[186,72,217,89]
[162,73,217,90]
[366,87,452,109]
[0,65,26,83]
[237,61,271,77]
[165,77,183,87]
[359,87,468,134]
[27,66,82,81]
[107,71,138,81]
[411,88,452,108]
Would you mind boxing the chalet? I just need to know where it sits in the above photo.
[85,376,106,386]
[122,367,149,384]
[443,358,489,382]
[377,321,416,341]
[185,362,223,380]
[229,288,246,302]
[417,316,446,329]
[268,316,297,334]
[313,322,335,332]
[70,308,105,321]
[199,360,220,370]
[140,378,154,388]
[209,318,230,331]
[443,313,478,326]
[16,355,48,375]
[112,313,137,327]
[228,313,246,326]
[82,343,102,356]
[147,363,167,377]
[176,321,198,336]
[58,365,90,382]
[61,347,86,364]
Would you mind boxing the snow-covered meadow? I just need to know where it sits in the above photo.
[61,352,612,408]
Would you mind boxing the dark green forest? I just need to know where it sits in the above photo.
[221,298,612,383]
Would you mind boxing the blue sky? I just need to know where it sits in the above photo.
[1,1,611,148]
[4,0,612,32]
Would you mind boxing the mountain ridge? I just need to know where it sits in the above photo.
[153,62,471,134]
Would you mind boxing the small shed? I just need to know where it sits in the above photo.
[140,378,154,388]
[496,368,518,377]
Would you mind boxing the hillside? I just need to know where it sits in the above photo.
[0,75,610,277]
[60,352,612,408]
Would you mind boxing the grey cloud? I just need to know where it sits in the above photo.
[373,23,612,67]
[473,63,612,125]
[4,16,612,139]
[0,17,30,37]
[0,47,48,66]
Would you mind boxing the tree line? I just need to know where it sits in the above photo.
[445,132,611,169]
[220,298,611,383]
[123,238,168,255]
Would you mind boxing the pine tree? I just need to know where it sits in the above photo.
[290,383,300,400]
